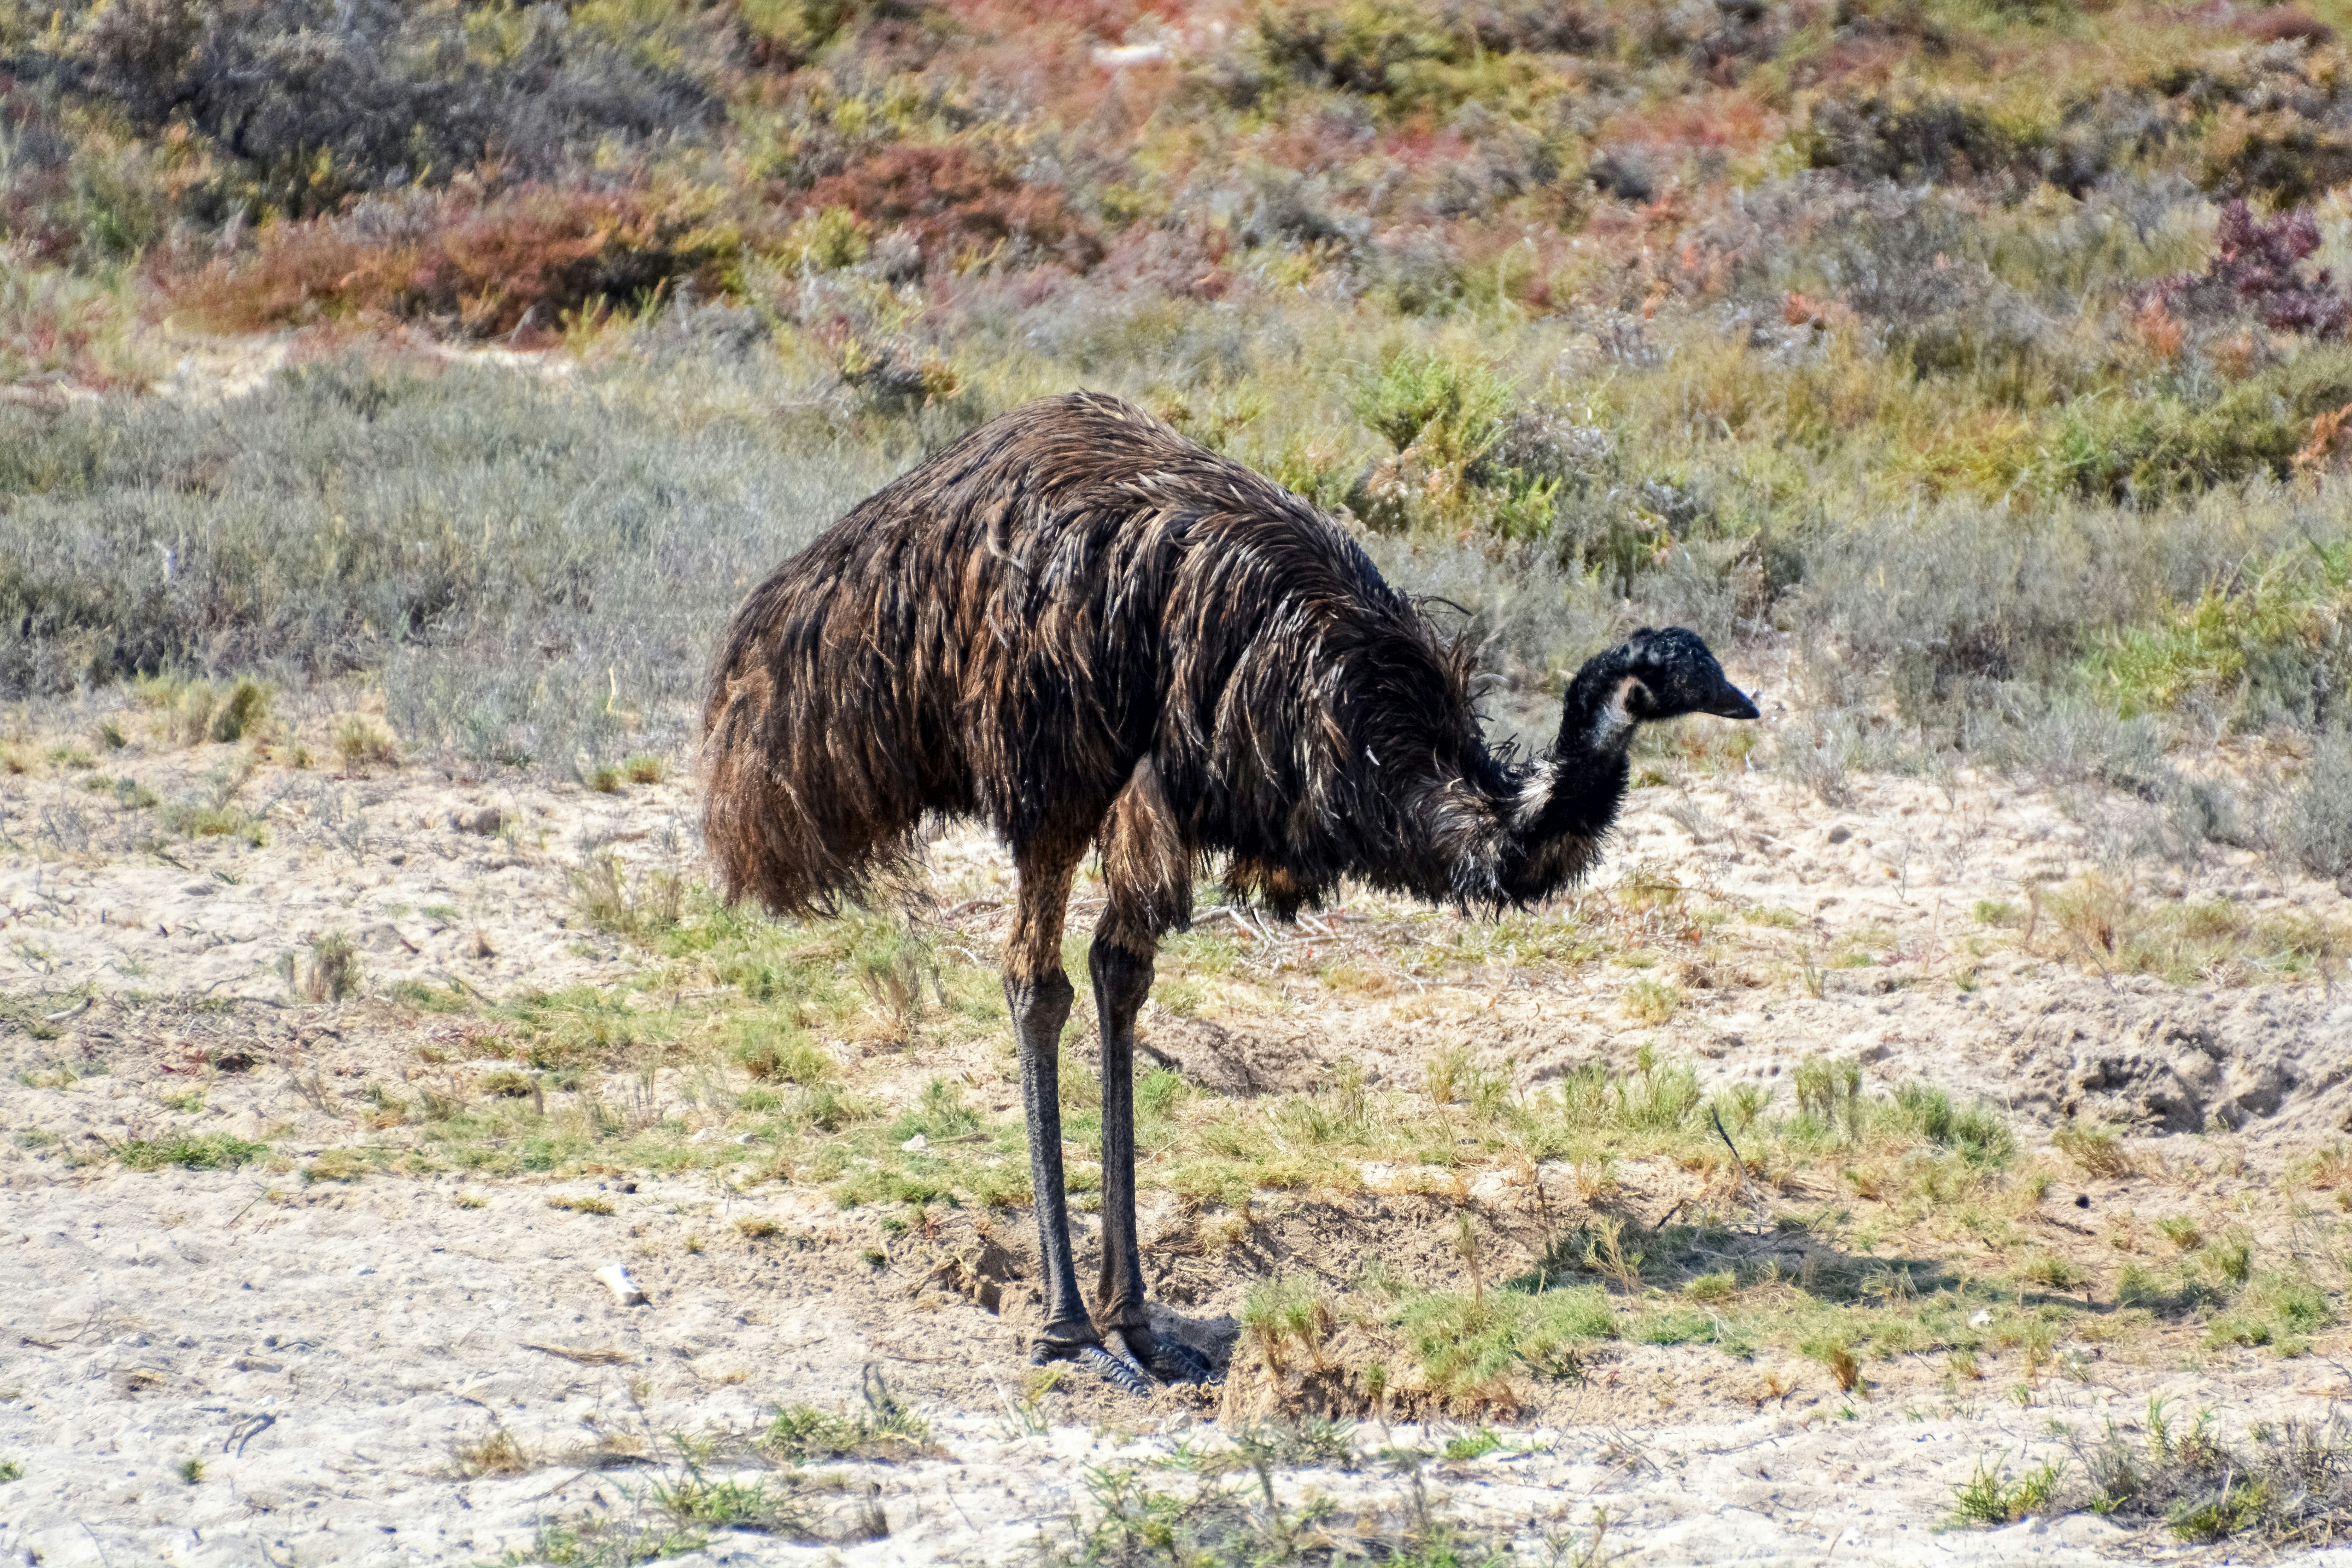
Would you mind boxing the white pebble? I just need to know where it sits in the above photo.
[595,1261,649,1306]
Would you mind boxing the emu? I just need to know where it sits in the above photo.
[702,391,1757,1394]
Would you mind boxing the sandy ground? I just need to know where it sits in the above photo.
[5,697,2352,1564]
[3,1171,2311,1567]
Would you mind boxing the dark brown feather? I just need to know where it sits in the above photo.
[702,391,1623,944]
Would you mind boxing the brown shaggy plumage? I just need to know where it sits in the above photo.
[702,391,1756,1392]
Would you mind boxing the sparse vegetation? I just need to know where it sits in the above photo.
[763,1372,932,1464]
[454,1428,532,1479]
[1951,1454,2067,1527]
[283,932,362,1004]
[9,2,2352,1554]
[546,1192,616,1216]
[2079,1403,2352,1545]
[114,1133,266,1172]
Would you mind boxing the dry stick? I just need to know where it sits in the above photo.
[1711,1105,1764,1221]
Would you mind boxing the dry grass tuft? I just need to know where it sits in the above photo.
[2053,1123,2134,1180]
[453,1427,532,1478]
[333,717,399,772]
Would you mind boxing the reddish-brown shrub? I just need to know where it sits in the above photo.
[2161,197,2352,338]
[800,144,1103,273]
[2243,8,2334,44]
[174,187,735,337]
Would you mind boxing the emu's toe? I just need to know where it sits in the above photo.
[1153,1336,1217,1385]
[1077,1343,1154,1396]
[1034,1334,1154,1396]
[1108,1326,1218,1386]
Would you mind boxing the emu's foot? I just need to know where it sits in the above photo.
[1107,1325,1218,1386]
[1032,1337,1153,1397]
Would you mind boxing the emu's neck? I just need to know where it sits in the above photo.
[1491,650,1641,900]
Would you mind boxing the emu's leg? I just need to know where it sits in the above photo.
[1087,755,1213,1385]
[1091,931,1214,1385]
[1008,841,1149,1396]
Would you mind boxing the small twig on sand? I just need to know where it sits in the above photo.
[522,1343,633,1365]
[1712,1106,1765,1219]
[226,1412,277,1457]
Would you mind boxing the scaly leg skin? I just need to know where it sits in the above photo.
[1004,847,1154,1398]
[1091,935,1215,1387]
[1009,967,1152,1397]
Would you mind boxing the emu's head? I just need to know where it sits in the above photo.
[1615,626,1759,723]
[1555,626,1756,762]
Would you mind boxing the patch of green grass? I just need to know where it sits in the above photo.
[116,1133,266,1171]
[735,1026,833,1086]
[1879,1084,2016,1168]
[1622,978,1684,1025]
[891,1077,979,1142]
[1241,1273,1338,1378]
[1951,1455,2066,1527]
[387,978,474,1013]
[1441,1428,1503,1462]
[825,1124,1028,1212]
[2204,1271,2332,1353]
[1684,1270,1738,1305]
[13,1050,105,1086]
[1387,1281,1614,1394]
[1072,1455,1508,1568]
[650,1470,811,1537]
[763,1375,931,1463]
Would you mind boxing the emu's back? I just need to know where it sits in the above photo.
[702,392,1491,916]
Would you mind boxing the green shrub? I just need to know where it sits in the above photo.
[1350,346,1510,467]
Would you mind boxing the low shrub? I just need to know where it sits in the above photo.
[800,144,1102,274]
[179,187,737,338]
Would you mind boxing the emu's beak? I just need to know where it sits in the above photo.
[1705,684,1761,721]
